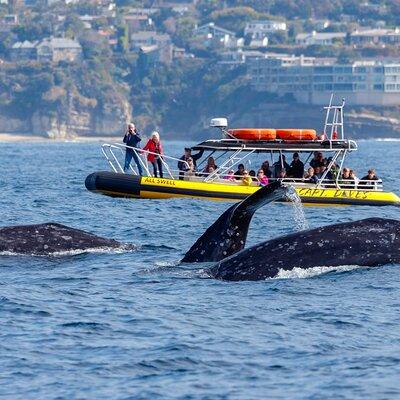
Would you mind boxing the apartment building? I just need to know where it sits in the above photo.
[248,55,400,105]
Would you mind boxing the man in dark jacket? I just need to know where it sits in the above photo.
[289,152,304,179]
[123,123,143,175]
[177,147,204,180]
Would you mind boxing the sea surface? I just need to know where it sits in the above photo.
[0,139,399,399]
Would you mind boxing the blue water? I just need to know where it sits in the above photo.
[0,140,399,399]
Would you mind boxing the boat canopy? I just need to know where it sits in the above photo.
[191,138,357,153]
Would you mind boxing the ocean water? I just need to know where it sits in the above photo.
[0,139,399,399]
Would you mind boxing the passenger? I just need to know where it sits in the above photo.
[310,152,325,169]
[257,169,269,186]
[273,155,290,178]
[249,170,257,182]
[360,169,380,189]
[203,157,217,175]
[241,170,253,186]
[340,167,351,188]
[143,131,164,178]
[314,166,322,179]
[349,169,359,188]
[304,167,318,184]
[261,160,272,178]
[277,168,287,179]
[123,122,143,175]
[289,152,304,179]
[234,163,245,180]
[177,147,204,180]
[184,157,196,180]
[224,170,235,182]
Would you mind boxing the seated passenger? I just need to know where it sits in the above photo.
[340,168,352,187]
[203,157,217,175]
[314,166,322,179]
[289,152,304,179]
[304,167,318,184]
[261,161,272,178]
[359,169,380,189]
[257,169,269,186]
[224,170,235,182]
[349,169,359,188]
[234,164,245,180]
[310,152,325,169]
[277,168,287,179]
[184,157,196,180]
[273,155,290,178]
[242,170,253,186]
[178,147,204,180]
[249,170,257,182]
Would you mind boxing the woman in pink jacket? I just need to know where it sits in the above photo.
[143,131,164,178]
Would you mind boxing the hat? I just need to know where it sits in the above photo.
[293,152,299,158]
[184,147,191,151]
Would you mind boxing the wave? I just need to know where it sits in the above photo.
[0,244,136,257]
[273,265,361,280]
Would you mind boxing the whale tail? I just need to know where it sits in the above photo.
[182,181,288,263]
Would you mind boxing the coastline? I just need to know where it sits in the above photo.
[0,134,121,143]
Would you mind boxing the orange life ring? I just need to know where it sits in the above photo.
[228,129,276,141]
[276,129,317,140]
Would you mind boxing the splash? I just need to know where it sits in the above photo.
[285,186,309,231]
[273,265,360,280]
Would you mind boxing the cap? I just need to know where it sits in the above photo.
[184,147,191,151]
[293,152,299,158]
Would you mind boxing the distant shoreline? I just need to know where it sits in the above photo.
[0,134,121,143]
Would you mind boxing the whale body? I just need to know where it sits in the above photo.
[209,217,400,281]
[183,182,400,281]
[0,223,123,255]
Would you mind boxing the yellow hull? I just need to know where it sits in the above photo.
[85,172,400,207]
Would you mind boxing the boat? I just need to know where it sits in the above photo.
[85,97,400,207]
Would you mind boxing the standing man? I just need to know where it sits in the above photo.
[289,152,304,179]
[123,123,143,175]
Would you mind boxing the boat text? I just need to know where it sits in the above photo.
[142,177,177,186]
[298,188,369,200]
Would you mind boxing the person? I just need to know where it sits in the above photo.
[349,169,359,188]
[249,170,257,182]
[202,156,217,175]
[143,131,164,178]
[310,152,325,169]
[241,170,252,186]
[339,167,351,187]
[360,169,380,189]
[184,157,196,180]
[224,170,235,182]
[304,167,318,184]
[273,155,290,178]
[257,169,269,186]
[289,152,304,179]
[261,160,272,178]
[177,147,204,180]
[234,163,245,180]
[123,122,143,175]
[277,168,287,179]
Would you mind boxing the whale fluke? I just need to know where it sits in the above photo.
[182,181,288,263]
[0,223,123,255]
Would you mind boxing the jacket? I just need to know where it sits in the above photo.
[123,131,141,149]
[143,139,163,162]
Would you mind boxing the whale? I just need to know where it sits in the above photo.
[0,223,124,255]
[183,182,400,281]
[182,181,287,263]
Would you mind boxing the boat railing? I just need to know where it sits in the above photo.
[101,143,190,179]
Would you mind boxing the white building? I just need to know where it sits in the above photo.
[248,55,400,106]
[350,28,400,45]
[244,20,287,39]
[296,31,346,46]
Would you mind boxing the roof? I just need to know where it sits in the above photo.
[38,37,81,49]
[351,28,400,37]
[296,32,346,40]
[194,22,235,36]
[130,31,170,41]
[12,40,38,49]
[192,139,356,152]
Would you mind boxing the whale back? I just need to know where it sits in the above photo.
[209,217,400,281]
[0,223,122,255]
[182,181,288,263]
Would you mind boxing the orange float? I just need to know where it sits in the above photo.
[276,129,317,140]
[228,129,276,141]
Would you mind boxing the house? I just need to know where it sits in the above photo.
[130,31,172,64]
[37,37,82,63]
[244,20,286,39]
[193,22,235,40]
[296,31,346,46]
[123,15,153,35]
[249,37,268,48]
[10,40,38,61]
[350,28,400,45]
